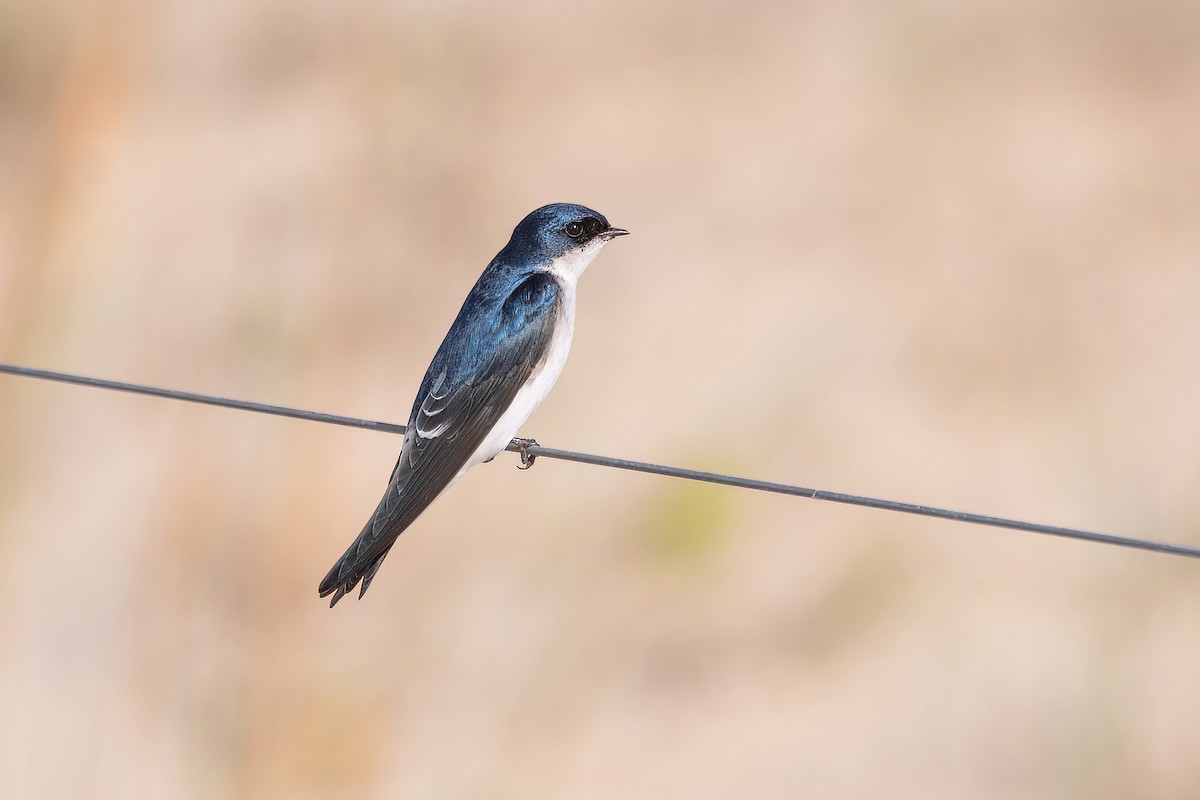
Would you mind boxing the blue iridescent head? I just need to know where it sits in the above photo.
[504,203,629,267]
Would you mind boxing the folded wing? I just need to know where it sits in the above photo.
[318,273,561,606]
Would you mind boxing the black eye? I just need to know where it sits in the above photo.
[564,221,584,238]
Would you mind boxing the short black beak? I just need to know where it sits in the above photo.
[601,226,630,240]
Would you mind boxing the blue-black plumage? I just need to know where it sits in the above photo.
[319,203,628,606]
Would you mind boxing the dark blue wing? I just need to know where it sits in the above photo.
[319,272,561,606]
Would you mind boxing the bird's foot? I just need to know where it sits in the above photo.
[512,438,539,470]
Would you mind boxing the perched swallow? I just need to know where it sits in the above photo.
[319,203,627,606]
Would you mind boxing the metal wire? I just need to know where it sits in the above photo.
[3,361,1198,561]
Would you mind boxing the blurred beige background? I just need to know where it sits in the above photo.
[2,0,1199,797]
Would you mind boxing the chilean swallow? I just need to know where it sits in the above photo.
[319,203,627,606]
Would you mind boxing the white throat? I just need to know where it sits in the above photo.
[545,237,608,285]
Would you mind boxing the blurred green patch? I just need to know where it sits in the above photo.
[638,478,735,569]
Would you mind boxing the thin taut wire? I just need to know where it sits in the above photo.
[2,361,1198,561]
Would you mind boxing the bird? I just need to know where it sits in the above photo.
[319,203,628,606]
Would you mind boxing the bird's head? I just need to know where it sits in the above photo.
[506,203,628,281]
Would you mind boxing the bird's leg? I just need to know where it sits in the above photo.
[512,438,540,470]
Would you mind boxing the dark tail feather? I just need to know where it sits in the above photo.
[318,452,439,607]
[358,552,389,597]
[318,549,355,607]
[319,525,392,607]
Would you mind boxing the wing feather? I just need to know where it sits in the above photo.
[319,273,561,605]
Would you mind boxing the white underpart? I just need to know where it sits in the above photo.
[455,237,609,480]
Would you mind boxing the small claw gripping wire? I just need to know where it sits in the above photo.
[512,438,539,470]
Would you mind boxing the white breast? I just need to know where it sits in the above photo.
[459,289,574,475]
[457,237,607,478]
